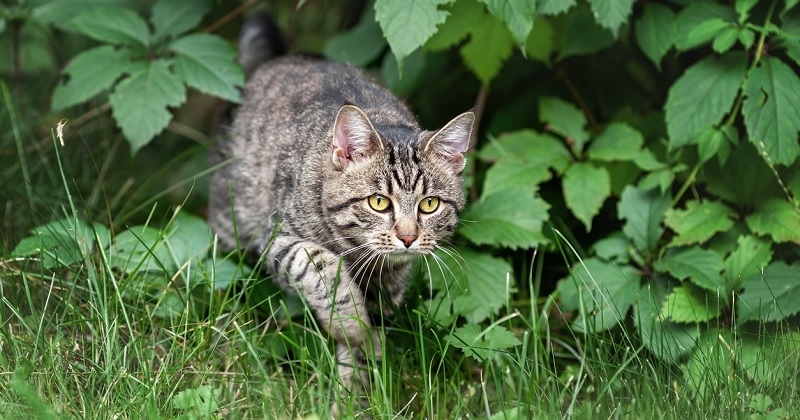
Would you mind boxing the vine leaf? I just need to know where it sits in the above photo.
[673,3,737,51]
[738,262,800,323]
[460,186,550,250]
[374,0,452,65]
[150,0,210,41]
[745,199,800,244]
[654,246,725,292]
[459,12,514,85]
[479,0,535,48]
[617,185,671,254]
[742,57,800,166]
[537,0,575,16]
[170,34,244,103]
[51,46,138,110]
[424,0,483,51]
[635,3,675,70]
[664,200,736,247]
[587,0,634,37]
[662,286,722,323]
[587,123,645,161]
[634,283,701,363]
[539,97,589,151]
[67,7,150,48]
[562,162,611,232]
[724,235,772,290]
[447,324,521,361]
[557,9,615,60]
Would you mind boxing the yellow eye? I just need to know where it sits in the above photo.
[419,196,440,214]
[368,194,391,212]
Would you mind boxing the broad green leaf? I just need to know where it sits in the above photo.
[631,149,668,171]
[617,185,671,254]
[634,283,701,363]
[424,0,483,51]
[685,329,736,398]
[68,7,150,47]
[151,0,210,41]
[674,3,737,51]
[460,186,550,250]
[109,59,186,153]
[712,26,739,54]
[664,200,736,247]
[324,6,386,66]
[203,257,246,290]
[635,3,675,69]
[374,0,452,64]
[557,258,640,332]
[425,247,515,324]
[696,126,733,164]
[562,163,610,232]
[52,46,138,110]
[742,57,800,165]
[735,0,758,22]
[537,0,575,16]
[587,0,634,37]
[738,262,800,322]
[665,53,747,147]
[479,0,535,47]
[704,144,783,206]
[739,333,800,387]
[591,233,630,263]
[478,130,570,169]
[738,28,755,50]
[110,226,174,273]
[12,218,96,269]
[745,198,800,244]
[662,286,722,323]
[654,246,725,292]
[170,33,243,103]
[587,123,644,161]
[724,236,772,290]
[524,17,554,63]
[447,324,521,361]
[638,169,675,195]
[172,385,221,414]
[539,96,588,151]
[33,0,139,30]
[459,13,514,85]
[556,9,615,60]
[683,18,730,50]
[482,159,552,196]
[167,212,212,270]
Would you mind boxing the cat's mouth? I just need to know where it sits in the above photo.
[386,248,428,263]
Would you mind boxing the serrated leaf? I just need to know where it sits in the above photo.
[712,26,739,53]
[587,123,644,161]
[664,200,736,247]
[151,0,210,41]
[460,186,550,250]
[68,7,150,48]
[654,247,725,292]
[170,33,243,103]
[324,6,386,66]
[374,0,452,64]
[479,0,535,47]
[704,144,783,206]
[52,46,138,110]
[557,9,615,60]
[617,185,671,254]
[735,0,758,22]
[634,283,701,363]
[738,28,755,50]
[724,235,772,290]
[635,3,675,70]
[538,0,575,16]
[478,130,571,169]
[745,198,800,244]
[742,57,800,165]
[539,96,588,151]
[665,53,747,147]
[674,3,737,51]
[482,159,552,196]
[110,226,174,273]
[587,0,633,37]
[424,0,484,51]
[591,233,630,263]
[638,169,675,194]
[447,324,521,361]
[459,13,514,85]
[557,258,640,332]
[172,385,220,414]
[32,0,139,30]
[109,59,186,153]
[662,286,722,323]
[563,163,610,232]
[696,126,727,163]
[684,18,730,50]
[738,262,800,322]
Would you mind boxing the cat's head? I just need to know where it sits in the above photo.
[324,105,474,263]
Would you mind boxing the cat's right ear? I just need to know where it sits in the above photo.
[332,105,384,171]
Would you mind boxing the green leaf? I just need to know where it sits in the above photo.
[635,3,675,70]
[482,159,552,196]
[52,46,138,110]
[712,26,739,54]
[665,53,748,147]
[654,246,725,292]
[634,283,701,363]
[745,198,800,244]
[172,385,220,415]
[735,0,758,23]
[109,59,186,153]
[556,9,615,60]
[151,0,210,41]
[685,329,736,398]
[33,0,139,30]
[460,186,550,250]
[374,0,452,64]
[459,13,514,85]
[739,333,800,387]
[557,258,640,332]
[539,96,588,151]
[524,17,554,63]
[738,262,800,322]
[424,0,483,51]
[724,236,772,291]
[587,0,634,37]
[617,185,671,254]
[704,144,783,206]
[591,233,630,264]
[742,57,800,165]
[790,170,800,207]
[638,169,675,195]
[587,123,644,161]
[662,286,722,323]
[167,212,212,268]
[68,7,150,48]
[684,18,730,50]
[170,33,243,103]
[479,0,535,47]
[664,200,736,247]
[324,6,386,66]
[12,218,96,269]
[696,126,734,164]
[674,3,737,51]
[738,28,755,50]
[563,163,610,232]
[537,0,575,16]
[478,130,570,169]
[110,226,174,273]
[447,324,521,361]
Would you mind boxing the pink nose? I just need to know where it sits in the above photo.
[398,234,418,248]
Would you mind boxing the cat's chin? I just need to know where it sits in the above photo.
[386,250,427,264]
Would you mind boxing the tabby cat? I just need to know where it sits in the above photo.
[208,15,474,412]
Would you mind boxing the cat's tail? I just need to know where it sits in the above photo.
[238,13,287,79]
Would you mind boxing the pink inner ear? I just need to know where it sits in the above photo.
[426,112,475,161]
[332,105,381,166]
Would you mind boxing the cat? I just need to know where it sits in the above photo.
[208,14,474,414]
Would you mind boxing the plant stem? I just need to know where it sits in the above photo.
[671,161,701,207]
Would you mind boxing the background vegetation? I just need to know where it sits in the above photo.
[1,0,799,418]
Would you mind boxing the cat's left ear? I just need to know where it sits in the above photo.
[332,105,384,171]
[422,111,474,172]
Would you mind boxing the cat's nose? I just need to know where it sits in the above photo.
[397,234,418,248]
